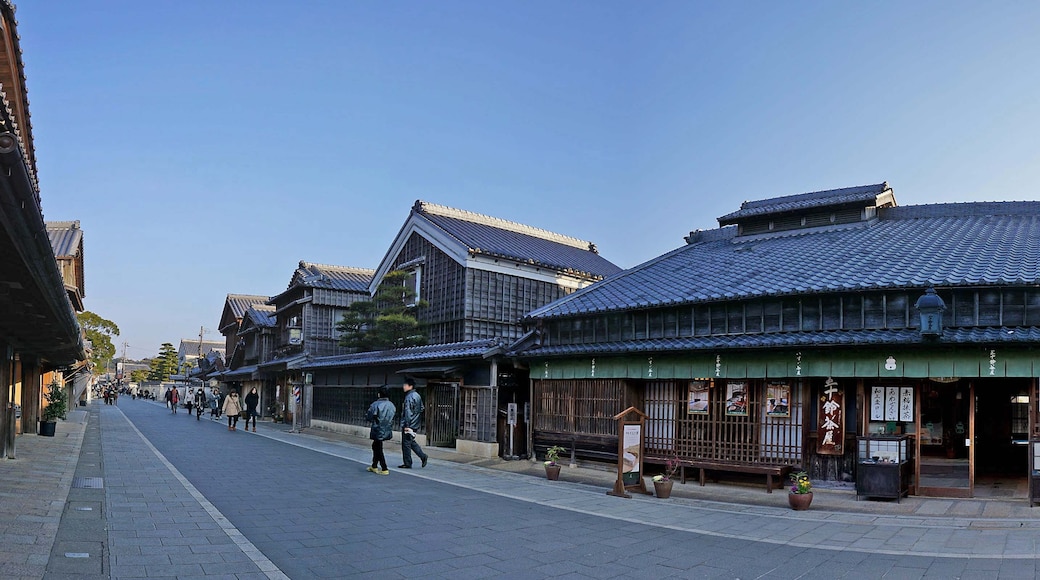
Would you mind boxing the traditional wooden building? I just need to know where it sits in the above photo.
[513,183,1040,499]
[0,1,86,455]
[220,302,277,415]
[301,201,621,458]
[261,261,375,423]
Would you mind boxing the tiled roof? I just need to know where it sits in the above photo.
[226,294,270,320]
[244,305,276,328]
[415,201,622,279]
[301,339,502,369]
[289,261,374,293]
[717,182,891,224]
[179,340,226,358]
[517,327,1040,357]
[527,200,1040,320]
[45,221,83,257]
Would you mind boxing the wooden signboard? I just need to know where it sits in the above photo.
[607,406,651,498]
[817,377,844,455]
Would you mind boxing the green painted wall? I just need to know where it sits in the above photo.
[532,347,1040,380]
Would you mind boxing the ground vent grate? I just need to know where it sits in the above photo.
[71,477,103,489]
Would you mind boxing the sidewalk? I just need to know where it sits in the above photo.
[3,400,1040,580]
[266,420,1040,522]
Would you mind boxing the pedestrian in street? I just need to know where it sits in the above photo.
[399,378,429,469]
[244,387,259,432]
[365,385,396,475]
[185,388,194,416]
[216,389,226,419]
[222,390,242,431]
[194,388,206,421]
[170,387,179,414]
[209,388,220,419]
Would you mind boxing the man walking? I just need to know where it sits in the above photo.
[365,386,396,475]
[399,378,429,469]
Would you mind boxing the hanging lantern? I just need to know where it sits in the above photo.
[914,287,946,337]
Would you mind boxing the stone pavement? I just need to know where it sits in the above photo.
[3,400,1040,580]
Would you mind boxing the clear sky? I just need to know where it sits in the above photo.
[16,1,1040,359]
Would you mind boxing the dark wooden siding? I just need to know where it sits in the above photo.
[464,269,572,341]
[391,233,467,344]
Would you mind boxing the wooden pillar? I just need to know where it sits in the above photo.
[0,343,11,458]
[20,355,40,434]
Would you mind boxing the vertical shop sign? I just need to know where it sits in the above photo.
[817,377,844,455]
[898,387,914,422]
[870,386,884,421]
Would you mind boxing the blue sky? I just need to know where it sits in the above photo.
[17,1,1040,358]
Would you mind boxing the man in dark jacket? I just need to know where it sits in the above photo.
[193,388,207,421]
[365,386,396,475]
[399,378,429,469]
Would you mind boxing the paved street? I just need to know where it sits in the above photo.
[4,399,1040,578]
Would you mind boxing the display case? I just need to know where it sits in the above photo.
[856,435,912,501]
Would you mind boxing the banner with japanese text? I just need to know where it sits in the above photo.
[816,377,844,455]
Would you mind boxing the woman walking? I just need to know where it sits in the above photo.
[244,387,260,432]
[222,391,242,431]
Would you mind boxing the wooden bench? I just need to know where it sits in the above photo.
[645,457,794,493]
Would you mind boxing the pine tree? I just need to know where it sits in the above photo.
[337,270,427,350]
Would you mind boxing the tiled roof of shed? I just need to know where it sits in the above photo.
[526,200,1040,320]
[415,201,622,279]
[301,339,502,369]
[45,221,82,257]
[717,182,891,224]
[519,327,1040,357]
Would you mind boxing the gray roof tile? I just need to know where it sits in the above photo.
[717,182,891,224]
[302,339,501,369]
[415,201,621,279]
[527,200,1040,320]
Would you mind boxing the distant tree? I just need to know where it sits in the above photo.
[337,270,427,350]
[129,369,148,384]
[146,343,179,381]
[77,311,120,372]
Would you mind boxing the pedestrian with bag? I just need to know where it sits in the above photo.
[399,378,429,469]
[170,387,179,414]
[365,386,396,475]
[209,388,220,419]
[222,390,242,431]
[194,388,206,421]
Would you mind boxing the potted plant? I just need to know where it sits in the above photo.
[544,445,566,480]
[788,470,813,510]
[40,382,68,437]
[651,455,680,499]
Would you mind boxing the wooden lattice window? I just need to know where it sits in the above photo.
[644,379,803,465]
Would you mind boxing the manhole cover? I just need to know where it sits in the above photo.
[71,477,103,489]
[64,553,90,558]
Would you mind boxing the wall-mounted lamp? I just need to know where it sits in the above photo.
[914,287,946,337]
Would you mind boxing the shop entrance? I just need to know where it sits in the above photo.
[916,379,1030,498]
[973,380,1030,499]
[917,380,972,497]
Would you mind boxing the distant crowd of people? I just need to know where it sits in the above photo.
[161,385,260,432]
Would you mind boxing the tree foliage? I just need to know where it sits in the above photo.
[147,343,179,381]
[77,311,120,372]
[337,270,427,350]
[130,369,149,384]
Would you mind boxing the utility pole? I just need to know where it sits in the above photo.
[118,341,128,386]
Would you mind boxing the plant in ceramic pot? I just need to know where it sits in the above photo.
[543,445,566,480]
[651,455,680,498]
[40,381,68,437]
[788,470,813,510]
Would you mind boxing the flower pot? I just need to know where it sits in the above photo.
[653,479,673,499]
[545,464,561,480]
[788,492,813,510]
[39,421,57,437]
